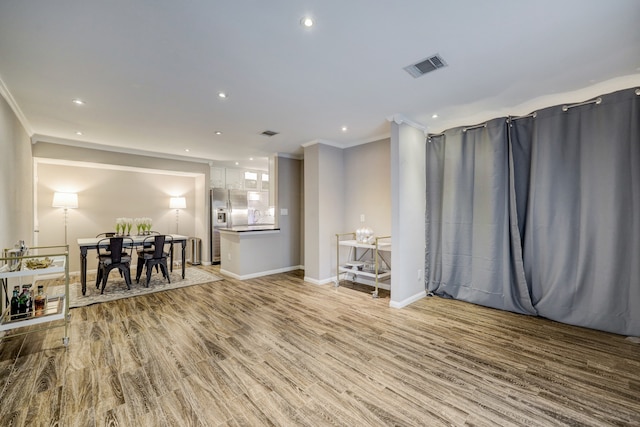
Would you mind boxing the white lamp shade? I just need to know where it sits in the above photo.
[170,197,186,209]
[52,192,78,209]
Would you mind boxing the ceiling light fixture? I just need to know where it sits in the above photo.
[235,162,239,166]
[432,114,439,119]
[185,149,190,152]
[215,131,222,135]
[218,92,227,99]
[249,157,254,161]
[75,131,83,136]
[72,99,85,105]
[341,126,348,132]
[300,16,314,28]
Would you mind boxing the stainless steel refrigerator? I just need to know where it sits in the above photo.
[210,188,249,263]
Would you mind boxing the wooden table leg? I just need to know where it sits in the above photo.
[80,247,88,295]
[181,240,186,278]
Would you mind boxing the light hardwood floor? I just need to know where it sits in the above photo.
[1,267,638,426]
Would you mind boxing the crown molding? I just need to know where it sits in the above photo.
[300,139,344,149]
[275,152,303,160]
[31,133,213,164]
[0,76,34,136]
[386,114,428,135]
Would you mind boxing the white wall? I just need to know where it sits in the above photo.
[36,162,199,272]
[343,138,391,236]
[303,144,320,280]
[303,143,345,284]
[31,142,210,272]
[275,156,303,268]
[0,92,32,249]
[390,121,427,307]
[303,139,393,286]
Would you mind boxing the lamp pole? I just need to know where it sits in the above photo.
[63,208,69,245]
[169,197,186,235]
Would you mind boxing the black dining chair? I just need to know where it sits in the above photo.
[96,236,134,294]
[135,235,172,286]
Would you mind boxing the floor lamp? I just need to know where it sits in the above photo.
[52,192,78,246]
[170,197,186,234]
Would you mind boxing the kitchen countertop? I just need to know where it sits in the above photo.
[218,225,280,233]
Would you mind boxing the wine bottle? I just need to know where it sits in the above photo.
[34,285,46,316]
[10,286,20,319]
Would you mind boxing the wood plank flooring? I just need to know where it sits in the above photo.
[0,266,638,426]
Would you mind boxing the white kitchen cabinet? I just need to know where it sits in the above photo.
[243,170,258,189]
[225,168,244,189]
[211,166,226,188]
[335,233,391,298]
[0,245,70,346]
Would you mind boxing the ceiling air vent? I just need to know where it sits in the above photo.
[261,130,279,137]
[404,54,447,78]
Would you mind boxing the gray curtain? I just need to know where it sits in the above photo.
[511,88,640,336]
[426,88,639,336]
[425,117,537,315]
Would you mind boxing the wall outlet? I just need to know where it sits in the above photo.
[418,269,422,281]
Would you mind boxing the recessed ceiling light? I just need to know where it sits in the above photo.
[72,99,85,105]
[235,162,239,166]
[341,126,348,132]
[432,114,438,119]
[218,92,227,99]
[215,131,222,135]
[75,131,83,136]
[185,149,190,152]
[249,157,254,161]
[300,16,314,28]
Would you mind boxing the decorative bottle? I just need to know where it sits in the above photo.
[34,285,47,316]
[19,284,33,318]
[10,286,20,319]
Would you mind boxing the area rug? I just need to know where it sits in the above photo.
[48,267,223,308]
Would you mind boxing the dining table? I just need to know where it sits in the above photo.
[77,234,189,295]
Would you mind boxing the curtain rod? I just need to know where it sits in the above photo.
[510,112,537,121]
[562,97,602,112]
[463,123,487,132]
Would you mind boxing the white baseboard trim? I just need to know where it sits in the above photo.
[220,265,303,281]
[304,276,334,286]
[328,275,391,290]
[389,290,427,309]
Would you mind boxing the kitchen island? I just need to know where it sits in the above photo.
[219,226,301,280]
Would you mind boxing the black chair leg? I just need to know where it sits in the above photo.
[145,262,153,287]
[100,268,110,294]
[160,261,170,284]
[122,265,132,290]
[96,266,103,289]
[135,259,144,283]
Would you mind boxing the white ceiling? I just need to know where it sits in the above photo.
[1,1,639,170]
